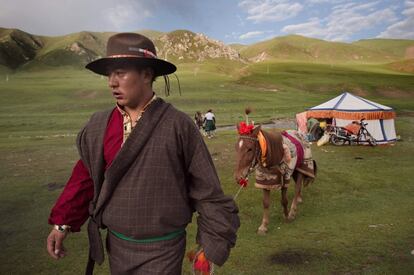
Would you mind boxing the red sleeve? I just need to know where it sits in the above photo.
[48,159,94,232]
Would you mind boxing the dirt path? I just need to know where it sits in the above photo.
[216,118,296,131]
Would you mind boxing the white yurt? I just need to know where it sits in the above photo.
[300,92,397,144]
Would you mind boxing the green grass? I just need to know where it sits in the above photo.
[206,124,414,274]
[0,63,413,274]
[239,35,408,63]
[353,38,414,58]
[239,62,414,113]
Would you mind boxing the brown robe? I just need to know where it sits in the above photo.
[78,98,240,273]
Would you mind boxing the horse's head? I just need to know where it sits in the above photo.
[234,124,261,184]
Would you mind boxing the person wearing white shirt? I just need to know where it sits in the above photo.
[203,109,216,138]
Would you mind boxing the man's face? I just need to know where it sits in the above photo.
[107,64,152,108]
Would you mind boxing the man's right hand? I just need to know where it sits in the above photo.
[46,228,69,259]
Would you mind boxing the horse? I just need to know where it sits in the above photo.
[234,123,317,234]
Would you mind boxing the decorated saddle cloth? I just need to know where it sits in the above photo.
[281,130,315,179]
[255,130,315,190]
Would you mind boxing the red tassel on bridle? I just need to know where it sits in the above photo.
[238,121,254,135]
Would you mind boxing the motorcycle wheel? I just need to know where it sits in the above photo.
[330,134,346,146]
[366,134,377,146]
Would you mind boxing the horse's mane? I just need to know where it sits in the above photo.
[260,129,284,168]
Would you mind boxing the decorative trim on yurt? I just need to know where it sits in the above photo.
[306,110,396,120]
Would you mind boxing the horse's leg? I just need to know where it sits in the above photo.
[288,173,304,220]
[292,172,303,204]
[257,189,271,235]
[296,173,303,204]
[281,185,289,219]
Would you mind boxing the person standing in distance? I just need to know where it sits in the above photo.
[203,109,216,138]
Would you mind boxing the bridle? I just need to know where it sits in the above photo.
[238,135,261,176]
[239,133,285,175]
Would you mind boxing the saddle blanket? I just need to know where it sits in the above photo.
[281,130,315,179]
[255,130,315,190]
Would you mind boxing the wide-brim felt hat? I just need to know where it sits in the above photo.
[86,32,176,77]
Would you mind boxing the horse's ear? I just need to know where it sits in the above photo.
[252,125,261,136]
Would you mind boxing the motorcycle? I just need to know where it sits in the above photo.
[327,119,377,146]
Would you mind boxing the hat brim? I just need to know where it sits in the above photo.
[85,57,176,77]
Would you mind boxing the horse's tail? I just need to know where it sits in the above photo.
[303,160,317,187]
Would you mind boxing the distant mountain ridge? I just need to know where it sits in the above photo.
[0,27,413,72]
[155,30,240,62]
[0,28,44,68]
[0,28,241,71]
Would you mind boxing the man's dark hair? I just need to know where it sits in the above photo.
[134,65,157,84]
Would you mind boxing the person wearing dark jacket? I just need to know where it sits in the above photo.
[46,32,240,274]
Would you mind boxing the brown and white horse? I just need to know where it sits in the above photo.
[234,124,317,234]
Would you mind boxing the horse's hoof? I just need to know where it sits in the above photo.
[257,227,268,235]
[297,197,303,204]
[257,229,267,235]
[287,214,296,221]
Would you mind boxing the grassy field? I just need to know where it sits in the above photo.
[0,63,413,274]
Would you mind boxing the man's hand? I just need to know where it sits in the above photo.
[187,248,213,274]
[46,228,68,259]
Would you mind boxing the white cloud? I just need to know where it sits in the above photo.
[307,0,329,3]
[282,1,398,41]
[0,0,151,35]
[239,0,303,23]
[306,0,344,4]
[0,0,193,35]
[378,0,414,39]
[282,17,323,37]
[239,31,265,39]
[104,4,151,30]
[331,1,379,13]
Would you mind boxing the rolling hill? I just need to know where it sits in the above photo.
[0,27,413,72]
[238,34,412,64]
[386,58,414,73]
[0,27,44,68]
[0,28,241,71]
[353,38,414,59]
[153,30,240,62]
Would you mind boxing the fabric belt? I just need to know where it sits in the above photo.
[109,228,185,243]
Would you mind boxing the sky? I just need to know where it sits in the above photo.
[0,0,413,45]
